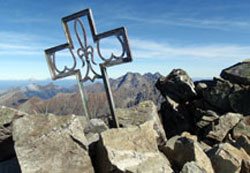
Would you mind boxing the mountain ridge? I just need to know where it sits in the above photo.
[0,72,164,117]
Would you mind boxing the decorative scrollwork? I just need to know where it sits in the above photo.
[52,48,77,75]
[74,18,101,82]
[96,34,126,62]
[45,8,132,82]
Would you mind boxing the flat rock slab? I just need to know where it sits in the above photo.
[13,114,94,173]
[221,62,250,85]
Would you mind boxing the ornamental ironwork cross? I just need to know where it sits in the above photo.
[44,9,132,128]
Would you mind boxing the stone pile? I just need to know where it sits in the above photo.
[0,62,249,173]
[156,62,250,172]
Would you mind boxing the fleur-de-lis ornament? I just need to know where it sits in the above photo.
[45,9,132,128]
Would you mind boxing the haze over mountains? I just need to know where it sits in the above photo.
[0,72,164,118]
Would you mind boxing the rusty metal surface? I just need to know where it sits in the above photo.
[44,8,133,128]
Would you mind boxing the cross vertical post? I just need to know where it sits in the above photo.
[100,65,119,128]
[75,71,90,120]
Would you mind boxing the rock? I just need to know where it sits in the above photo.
[96,121,173,173]
[233,116,250,139]
[180,161,207,173]
[194,109,219,137]
[84,118,109,170]
[155,69,197,103]
[194,108,219,123]
[84,118,109,145]
[116,101,167,147]
[189,99,222,115]
[207,112,242,142]
[202,78,233,112]
[160,97,191,138]
[0,158,21,173]
[236,135,250,155]
[13,114,94,173]
[162,136,214,173]
[181,132,198,142]
[195,82,208,98]
[160,135,181,167]
[220,62,250,85]
[193,108,221,142]
[229,89,250,115]
[207,143,250,173]
[0,106,26,162]
[194,80,215,97]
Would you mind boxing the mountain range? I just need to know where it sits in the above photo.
[0,72,164,118]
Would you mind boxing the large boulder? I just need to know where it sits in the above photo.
[207,112,242,142]
[202,78,233,112]
[116,101,167,146]
[162,136,214,173]
[207,143,250,173]
[220,62,250,85]
[155,69,197,103]
[96,121,173,173]
[0,106,26,162]
[13,114,94,173]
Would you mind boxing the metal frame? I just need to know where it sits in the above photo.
[44,8,133,128]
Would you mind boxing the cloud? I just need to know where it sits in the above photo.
[0,31,51,56]
[119,15,250,32]
[130,38,250,60]
[1,30,250,62]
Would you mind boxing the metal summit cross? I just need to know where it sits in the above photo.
[44,9,132,128]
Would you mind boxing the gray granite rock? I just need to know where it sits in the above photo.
[162,136,214,173]
[207,112,242,142]
[202,78,233,112]
[233,116,250,139]
[180,161,207,173]
[0,106,26,162]
[155,69,197,103]
[13,114,94,173]
[221,62,250,85]
[207,143,250,173]
[96,121,173,173]
[116,101,167,147]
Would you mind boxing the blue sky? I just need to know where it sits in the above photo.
[1,0,250,80]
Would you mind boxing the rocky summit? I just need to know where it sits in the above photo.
[0,62,250,172]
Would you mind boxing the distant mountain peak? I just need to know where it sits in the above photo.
[26,83,40,91]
